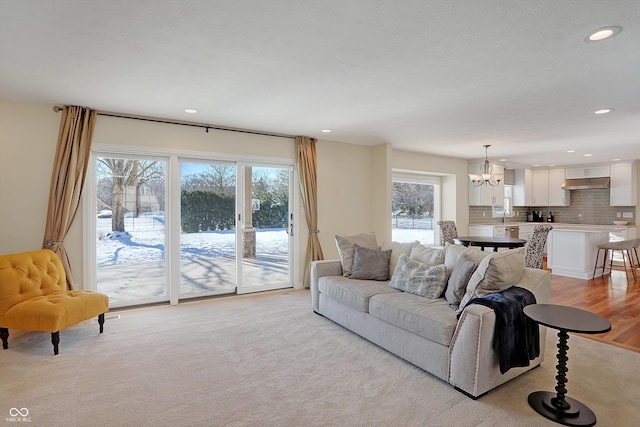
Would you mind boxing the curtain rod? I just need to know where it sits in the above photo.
[52,106,296,139]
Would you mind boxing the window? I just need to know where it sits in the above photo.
[392,173,440,245]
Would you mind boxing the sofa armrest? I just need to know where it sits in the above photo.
[449,267,551,397]
[513,267,551,304]
[310,259,343,312]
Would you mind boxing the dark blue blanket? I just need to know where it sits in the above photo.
[459,287,539,374]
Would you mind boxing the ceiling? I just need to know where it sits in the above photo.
[1,0,639,167]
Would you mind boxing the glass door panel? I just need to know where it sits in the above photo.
[95,156,167,306]
[239,165,292,293]
[180,162,237,298]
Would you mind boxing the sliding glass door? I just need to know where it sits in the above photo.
[91,152,294,307]
[95,156,167,306]
[237,164,293,293]
[179,161,236,297]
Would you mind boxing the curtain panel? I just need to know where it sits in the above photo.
[43,105,97,290]
[295,136,324,287]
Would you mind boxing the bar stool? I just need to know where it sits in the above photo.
[593,238,640,284]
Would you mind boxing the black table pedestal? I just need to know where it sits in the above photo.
[528,391,596,426]
[527,329,596,426]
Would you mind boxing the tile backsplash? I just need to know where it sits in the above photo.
[470,189,636,225]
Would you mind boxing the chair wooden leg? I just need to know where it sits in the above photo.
[0,327,8,349]
[593,249,600,279]
[628,250,637,281]
[98,313,105,333]
[51,331,60,355]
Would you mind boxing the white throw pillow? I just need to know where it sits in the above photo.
[457,248,526,314]
[381,240,419,275]
[410,243,445,266]
[389,254,447,299]
[335,232,378,277]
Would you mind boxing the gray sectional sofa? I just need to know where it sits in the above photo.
[310,237,551,398]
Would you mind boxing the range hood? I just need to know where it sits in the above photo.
[561,177,610,190]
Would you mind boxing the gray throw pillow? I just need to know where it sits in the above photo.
[389,254,447,299]
[445,254,478,309]
[350,244,392,281]
[335,232,379,277]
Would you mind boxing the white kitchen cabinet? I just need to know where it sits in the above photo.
[565,164,610,179]
[610,161,637,206]
[468,178,504,206]
[532,169,549,206]
[513,169,533,206]
[468,162,504,206]
[468,225,494,237]
[548,168,569,206]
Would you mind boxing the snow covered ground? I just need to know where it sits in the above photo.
[96,216,435,305]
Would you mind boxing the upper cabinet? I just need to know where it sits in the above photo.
[548,168,569,206]
[468,162,504,206]
[513,169,533,206]
[565,164,610,179]
[610,161,637,206]
[468,178,504,206]
[531,169,548,206]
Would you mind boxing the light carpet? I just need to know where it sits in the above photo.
[1,290,637,427]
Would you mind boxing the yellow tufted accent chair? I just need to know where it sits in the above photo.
[0,249,109,354]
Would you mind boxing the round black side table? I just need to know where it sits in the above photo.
[523,304,611,427]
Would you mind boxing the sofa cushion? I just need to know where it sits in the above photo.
[409,244,445,266]
[318,275,398,313]
[445,254,478,309]
[389,254,447,299]
[369,292,458,346]
[350,244,392,281]
[381,240,418,275]
[335,232,379,277]
[458,248,526,313]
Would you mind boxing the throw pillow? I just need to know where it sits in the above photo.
[335,232,378,277]
[410,244,445,266]
[457,248,526,314]
[445,254,478,309]
[381,240,419,276]
[389,254,447,299]
[350,244,392,281]
[443,243,490,272]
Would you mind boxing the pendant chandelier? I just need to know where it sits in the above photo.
[469,144,504,187]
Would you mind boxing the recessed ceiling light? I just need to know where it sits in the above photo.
[533,164,540,167]
[548,164,556,167]
[567,150,576,153]
[321,129,332,133]
[584,154,593,157]
[585,26,622,42]
[499,158,507,162]
[185,108,198,114]
[593,108,614,115]
[612,158,621,161]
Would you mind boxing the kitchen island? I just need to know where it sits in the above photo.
[547,227,617,279]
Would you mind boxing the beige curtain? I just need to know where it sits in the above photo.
[43,105,97,290]
[295,136,324,287]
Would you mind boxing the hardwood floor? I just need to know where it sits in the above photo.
[546,260,640,353]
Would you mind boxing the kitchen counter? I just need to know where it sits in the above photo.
[547,229,610,279]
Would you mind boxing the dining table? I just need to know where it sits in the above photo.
[453,236,527,252]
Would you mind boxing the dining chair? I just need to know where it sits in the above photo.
[593,238,639,285]
[437,220,458,245]
[525,224,553,269]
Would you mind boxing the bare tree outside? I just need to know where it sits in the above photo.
[181,164,235,194]
[97,157,165,232]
